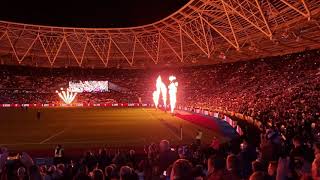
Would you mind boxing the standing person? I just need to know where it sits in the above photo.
[36,110,41,120]
[210,136,220,151]
[195,130,203,146]
[312,143,320,179]
[260,130,282,164]
[54,144,64,165]
[226,154,241,180]
[238,139,257,179]
[170,159,193,180]
[17,167,28,180]
[207,155,230,180]
[267,161,277,180]
[158,140,178,173]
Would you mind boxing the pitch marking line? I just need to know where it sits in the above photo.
[142,108,181,140]
[39,129,66,144]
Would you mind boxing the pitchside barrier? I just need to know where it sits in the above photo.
[0,103,153,108]
[175,106,244,136]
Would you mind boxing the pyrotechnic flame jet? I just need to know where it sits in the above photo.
[56,88,77,104]
[153,76,162,108]
[153,75,168,109]
[153,91,160,108]
[160,82,167,109]
[168,76,178,113]
[156,76,162,93]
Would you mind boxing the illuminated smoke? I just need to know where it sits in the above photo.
[168,76,178,113]
[56,88,77,104]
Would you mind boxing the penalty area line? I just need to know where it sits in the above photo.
[39,129,66,144]
[142,108,181,140]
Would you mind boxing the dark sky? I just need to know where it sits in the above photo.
[0,0,189,28]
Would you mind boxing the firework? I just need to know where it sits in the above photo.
[56,88,77,104]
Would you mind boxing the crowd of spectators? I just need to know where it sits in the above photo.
[178,50,320,147]
[180,50,319,129]
[1,133,320,180]
[0,66,145,104]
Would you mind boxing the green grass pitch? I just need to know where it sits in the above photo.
[0,107,225,151]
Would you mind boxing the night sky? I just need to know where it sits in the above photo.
[0,0,189,28]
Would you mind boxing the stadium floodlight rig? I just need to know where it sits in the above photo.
[0,0,319,68]
[56,88,77,104]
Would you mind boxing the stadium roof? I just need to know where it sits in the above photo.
[0,0,320,69]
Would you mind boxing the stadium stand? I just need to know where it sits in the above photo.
[0,49,319,125]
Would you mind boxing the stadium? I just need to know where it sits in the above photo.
[0,0,320,179]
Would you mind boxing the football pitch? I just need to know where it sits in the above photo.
[0,107,225,151]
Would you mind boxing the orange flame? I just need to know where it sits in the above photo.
[153,75,168,108]
[152,75,178,113]
[153,76,162,108]
[160,81,167,108]
[168,76,178,113]
[153,91,160,108]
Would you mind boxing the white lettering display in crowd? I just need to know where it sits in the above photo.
[69,81,109,93]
